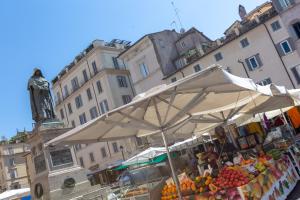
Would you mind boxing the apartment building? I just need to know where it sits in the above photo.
[0,142,30,192]
[118,28,212,94]
[120,1,300,93]
[51,40,144,185]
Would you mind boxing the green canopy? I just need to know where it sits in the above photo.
[113,152,177,171]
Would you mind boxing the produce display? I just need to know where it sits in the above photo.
[160,149,299,200]
[124,187,148,197]
[213,166,250,189]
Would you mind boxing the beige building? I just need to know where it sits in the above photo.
[51,39,145,185]
[120,1,300,93]
[0,142,30,191]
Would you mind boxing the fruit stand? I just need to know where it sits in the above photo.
[160,153,299,200]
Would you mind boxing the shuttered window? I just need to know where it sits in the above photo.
[245,54,263,71]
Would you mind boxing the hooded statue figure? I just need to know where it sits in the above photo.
[28,68,56,123]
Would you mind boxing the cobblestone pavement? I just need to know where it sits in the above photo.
[287,181,300,200]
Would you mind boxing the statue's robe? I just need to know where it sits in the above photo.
[28,76,55,122]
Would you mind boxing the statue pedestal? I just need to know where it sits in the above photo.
[26,120,92,200]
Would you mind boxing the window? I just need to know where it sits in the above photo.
[67,103,73,114]
[112,57,119,69]
[71,120,76,127]
[10,169,17,179]
[257,78,272,86]
[82,69,89,82]
[56,92,61,103]
[214,52,223,61]
[122,95,132,105]
[9,158,15,166]
[89,153,95,162]
[139,63,150,78]
[280,40,292,55]
[79,157,84,167]
[245,54,263,71]
[194,64,201,72]
[8,147,14,155]
[90,107,98,119]
[92,61,98,74]
[79,113,87,125]
[117,76,128,87]
[240,38,249,48]
[293,22,300,39]
[86,88,93,100]
[291,65,300,84]
[71,77,79,92]
[100,100,109,114]
[50,149,73,167]
[96,80,103,94]
[271,21,281,31]
[74,144,81,151]
[181,41,186,48]
[101,147,107,158]
[63,85,69,98]
[171,77,177,83]
[60,109,65,119]
[278,0,293,9]
[112,142,119,153]
[75,95,83,108]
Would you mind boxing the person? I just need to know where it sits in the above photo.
[215,126,237,161]
[201,143,219,169]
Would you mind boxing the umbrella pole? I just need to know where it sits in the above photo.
[161,131,183,200]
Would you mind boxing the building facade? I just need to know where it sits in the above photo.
[118,29,212,94]
[120,1,300,93]
[0,142,30,191]
[51,40,144,185]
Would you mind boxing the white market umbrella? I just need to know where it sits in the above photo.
[122,147,166,166]
[0,188,30,200]
[46,65,276,199]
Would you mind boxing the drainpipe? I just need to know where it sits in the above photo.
[263,23,296,89]
[238,59,250,78]
[85,60,101,114]
[58,83,69,126]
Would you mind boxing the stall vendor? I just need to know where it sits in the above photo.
[201,143,219,169]
[215,126,237,157]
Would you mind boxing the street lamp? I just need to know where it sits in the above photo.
[120,145,125,160]
[238,59,250,78]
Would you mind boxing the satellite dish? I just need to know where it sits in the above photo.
[180,28,185,33]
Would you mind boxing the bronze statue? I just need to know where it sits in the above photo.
[28,68,56,123]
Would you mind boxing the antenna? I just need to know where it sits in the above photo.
[170,20,178,30]
[171,1,184,32]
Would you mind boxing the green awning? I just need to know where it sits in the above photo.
[113,152,177,171]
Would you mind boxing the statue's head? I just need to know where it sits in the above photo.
[33,68,44,77]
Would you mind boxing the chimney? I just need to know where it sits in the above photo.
[254,15,260,23]
[216,39,222,46]
[239,5,247,20]
[234,28,240,36]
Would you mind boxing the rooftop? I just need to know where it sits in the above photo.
[51,39,131,85]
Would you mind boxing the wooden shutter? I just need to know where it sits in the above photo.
[291,66,300,84]
[287,37,296,51]
[276,42,285,57]
[255,54,263,67]
[245,58,253,71]
[272,0,283,12]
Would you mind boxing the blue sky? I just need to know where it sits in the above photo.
[0,0,267,138]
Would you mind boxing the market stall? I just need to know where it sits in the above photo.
[46,65,300,200]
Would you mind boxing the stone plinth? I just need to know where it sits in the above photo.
[26,120,92,200]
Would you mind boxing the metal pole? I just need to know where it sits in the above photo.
[161,131,183,200]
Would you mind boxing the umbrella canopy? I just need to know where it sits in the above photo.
[47,65,271,146]
[0,188,30,200]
